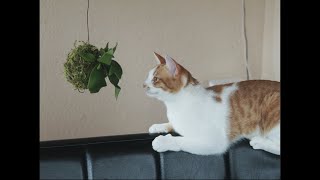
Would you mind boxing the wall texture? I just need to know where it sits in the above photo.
[261,0,280,81]
[40,0,278,141]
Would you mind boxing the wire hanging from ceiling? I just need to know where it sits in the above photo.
[242,0,250,80]
[86,0,90,43]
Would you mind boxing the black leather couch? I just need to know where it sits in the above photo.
[40,133,280,179]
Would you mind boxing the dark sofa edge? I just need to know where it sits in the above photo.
[40,132,183,148]
[40,133,157,148]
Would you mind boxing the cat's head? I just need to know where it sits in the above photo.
[143,52,198,100]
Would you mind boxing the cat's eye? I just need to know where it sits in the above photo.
[152,77,158,82]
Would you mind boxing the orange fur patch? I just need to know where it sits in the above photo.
[228,80,280,140]
[154,52,165,64]
[206,83,233,103]
[152,63,198,93]
[207,80,280,140]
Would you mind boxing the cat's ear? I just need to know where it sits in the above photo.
[165,54,179,76]
[153,52,165,64]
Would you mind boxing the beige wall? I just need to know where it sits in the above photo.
[40,0,279,141]
[261,0,280,81]
[245,0,266,80]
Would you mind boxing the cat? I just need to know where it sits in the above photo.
[143,52,280,156]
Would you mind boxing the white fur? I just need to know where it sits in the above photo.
[149,123,172,133]
[145,68,280,156]
[249,123,280,155]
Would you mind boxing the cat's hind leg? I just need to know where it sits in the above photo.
[249,123,280,155]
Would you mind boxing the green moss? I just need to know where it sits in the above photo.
[63,41,99,91]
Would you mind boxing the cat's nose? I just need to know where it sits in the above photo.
[143,83,147,88]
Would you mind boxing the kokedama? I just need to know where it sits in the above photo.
[64,41,122,99]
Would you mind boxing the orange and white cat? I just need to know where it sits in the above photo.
[144,52,280,155]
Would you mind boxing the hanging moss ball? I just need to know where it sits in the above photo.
[64,41,99,92]
[63,41,122,98]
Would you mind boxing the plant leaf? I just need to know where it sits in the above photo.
[102,64,109,77]
[104,42,109,51]
[97,51,114,65]
[97,63,101,70]
[115,85,121,99]
[107,48,114,55]
[108,60,123,79]
[108,73,119,86]
[87,64,107,93]
[108,74,121,99]
[79,51,96,62]
[113,42,118,54]
[99,48,105,56]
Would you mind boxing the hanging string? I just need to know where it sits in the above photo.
[86,0,90,43]
[242,0,250,80]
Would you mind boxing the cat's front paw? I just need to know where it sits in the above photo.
[152,134,180,152]
[149,124,170,134]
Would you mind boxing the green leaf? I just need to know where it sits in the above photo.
[97,63,101,70]
[101,64,109,77]
[87,64,107,93]
[113,42,118,54]
[108,73,119,86]
[97,51,114,65]
[108,60,123,79]
[108,74,121,99]
[104,42,109,51]
[79,51,95,62]
[115,85,121,99]
[99,48,105,56]
[107,48,114,55]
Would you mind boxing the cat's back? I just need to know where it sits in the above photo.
[207,80,280,140]
[206,80,279,103]
[236,80,279,94]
